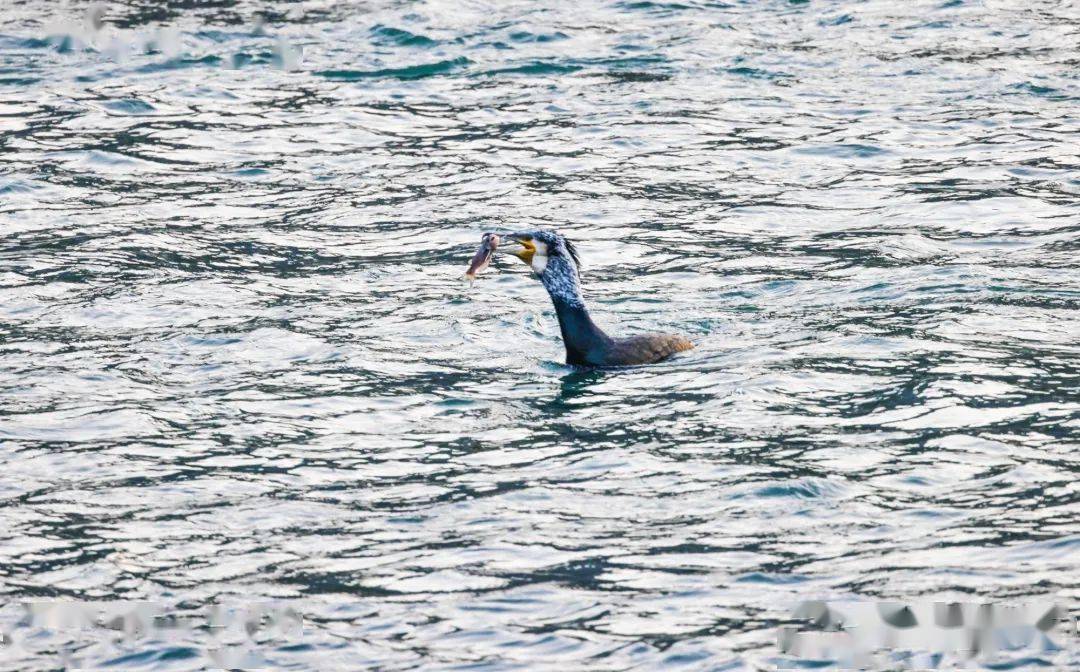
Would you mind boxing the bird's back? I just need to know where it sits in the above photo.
[601,333,694,366]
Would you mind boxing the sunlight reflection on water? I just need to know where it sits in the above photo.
[1,0,1078,669]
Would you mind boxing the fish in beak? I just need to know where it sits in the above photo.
[464,231,543,283]
[464,232,500,281]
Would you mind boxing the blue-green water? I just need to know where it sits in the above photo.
[1,0,1078,669]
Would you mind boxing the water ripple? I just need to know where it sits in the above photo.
[1,0,1078,669]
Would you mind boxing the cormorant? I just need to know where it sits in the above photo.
[499,230,693,367]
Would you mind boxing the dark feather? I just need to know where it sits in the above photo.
[563,238,582,270]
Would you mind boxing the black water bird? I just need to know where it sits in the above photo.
[501,230,693,367]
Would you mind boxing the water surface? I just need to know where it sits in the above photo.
[1,0,1078,669]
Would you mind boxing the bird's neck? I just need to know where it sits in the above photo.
[541,261,611,365]
[552,298,611,366]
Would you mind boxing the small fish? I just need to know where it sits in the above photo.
[465,232,499,281]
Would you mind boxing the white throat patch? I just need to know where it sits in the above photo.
[530,254,548,275]
[529,240,549,275]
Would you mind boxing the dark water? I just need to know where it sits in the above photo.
[2,0,1079,669]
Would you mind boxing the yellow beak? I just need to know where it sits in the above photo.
[509,237,536,265]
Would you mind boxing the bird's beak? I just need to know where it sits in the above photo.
[504,233,536,265]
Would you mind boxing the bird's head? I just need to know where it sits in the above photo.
[502,230,585,306]
[503,230,580,275]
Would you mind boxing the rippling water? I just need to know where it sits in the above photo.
[2,0,1079,669]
